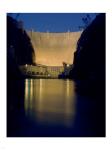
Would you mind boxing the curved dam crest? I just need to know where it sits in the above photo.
[27,31,82,66]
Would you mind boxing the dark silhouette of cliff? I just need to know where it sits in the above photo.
[69,14,105,137]
[7,15,36,112]
[69,14,105,95]
[7,16,35,66]
[7,16,36,135]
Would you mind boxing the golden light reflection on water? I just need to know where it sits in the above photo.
[24,79,76,128]
[25,79,33,113]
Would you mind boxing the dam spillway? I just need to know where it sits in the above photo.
[27,31,82,66]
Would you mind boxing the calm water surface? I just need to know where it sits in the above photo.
[24,79,76,128]
[7,79,105,137]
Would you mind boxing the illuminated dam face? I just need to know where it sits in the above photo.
[27,31,82,66]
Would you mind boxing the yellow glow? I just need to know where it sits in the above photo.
[24,79,76,127]
[28,31,81,66]
[30,79,33,110]
[25,79,28,112]
[38,79,43,110]
[66,79,70,98]
[24,79,33,113]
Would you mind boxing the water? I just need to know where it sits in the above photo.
[24,79,76,128]
[7,79,105,137]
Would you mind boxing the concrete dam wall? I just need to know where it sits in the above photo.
[27,31,82,66]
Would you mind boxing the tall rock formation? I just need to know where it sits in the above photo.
[7,16,35,118]
[69,14,105,94]
[7,16,35,65]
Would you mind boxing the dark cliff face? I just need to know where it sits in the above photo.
[7,16,35,66]
[7,16,36,117]
[70,14,105,83]
[69,14,105,136]
[7,16,35,78]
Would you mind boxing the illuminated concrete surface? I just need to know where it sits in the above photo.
[27,31,81,66]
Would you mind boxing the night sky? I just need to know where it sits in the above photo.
[8,13,98,32]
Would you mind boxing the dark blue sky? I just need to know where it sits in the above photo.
[9,13,98,32]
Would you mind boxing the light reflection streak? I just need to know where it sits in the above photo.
[39,79,42,101]
[30,79,33,110]
[25,79,33,113]
[25,79,28,113]
[66,79,70,98]
[65,79,75,127]
[38,79,43,111]
[65,79,70,114]
[24,79,76,128]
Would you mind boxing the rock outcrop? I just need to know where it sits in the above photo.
[7,16,35,66]
[69,14,105,95]
[7,16,36,124]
